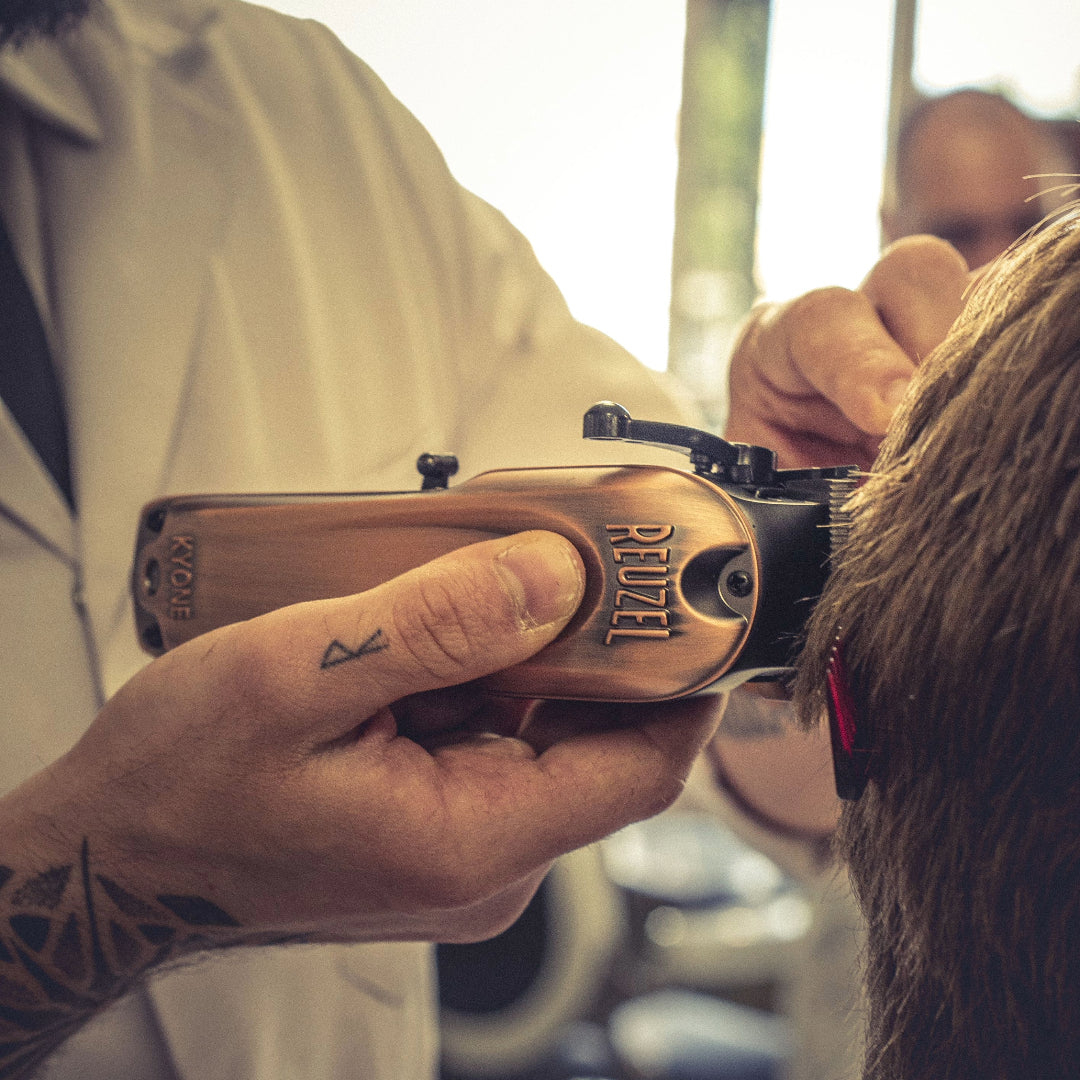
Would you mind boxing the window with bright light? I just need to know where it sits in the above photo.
[756,0,1080,302]
[914,0,1080,115]
[755,0,895,301]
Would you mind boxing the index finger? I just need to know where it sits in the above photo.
[432,696,723,876]
[753,286,917,440]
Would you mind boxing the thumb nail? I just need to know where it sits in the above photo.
[494,533,585,631]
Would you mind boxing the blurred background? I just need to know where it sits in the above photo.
[267,0,1078,428]
[258,1,1080,1076]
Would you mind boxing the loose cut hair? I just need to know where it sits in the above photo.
[794,203,1080,1080]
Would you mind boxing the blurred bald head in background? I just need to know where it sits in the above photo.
[882,88,1078,269]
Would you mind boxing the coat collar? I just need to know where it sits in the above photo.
[0,0,235,665]
[0,0,219,145]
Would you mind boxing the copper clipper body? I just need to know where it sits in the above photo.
[132,403,855,702]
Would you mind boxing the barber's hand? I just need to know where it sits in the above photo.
[711,238,967,849]
[725,235,969,469]
[6,532,716,957]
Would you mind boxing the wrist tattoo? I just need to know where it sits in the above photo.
[0,838,239,1079]
[320,628,388,669]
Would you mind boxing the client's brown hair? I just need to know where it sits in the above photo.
[794,203,1080,1080]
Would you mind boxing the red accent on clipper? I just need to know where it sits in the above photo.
[826,638,872,800]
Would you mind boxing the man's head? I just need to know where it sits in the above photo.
[795,202,1080,1078]
[0,0,91,48]
[882,88,1076,270]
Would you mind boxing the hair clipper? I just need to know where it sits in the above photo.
[132,403,855,702]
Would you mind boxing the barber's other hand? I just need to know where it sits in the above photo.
[725,235,969,468]
[9,532,717,952]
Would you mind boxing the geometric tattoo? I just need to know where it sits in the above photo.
[320,628,388,669]
[0,838,239,1079]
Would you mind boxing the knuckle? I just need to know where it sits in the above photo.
[782,286,863,327]
[732,291,864,404]
[216,624,282,710]
[389,573,489,684]
[780,288,872,380]
[729,301,780,377]
[736,299,780,338]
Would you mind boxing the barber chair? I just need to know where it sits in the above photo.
[438,808,807,1080]
[438,844,625,1080]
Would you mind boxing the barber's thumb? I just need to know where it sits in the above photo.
[306,531,585,708]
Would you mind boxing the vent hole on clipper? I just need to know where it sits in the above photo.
[143,558,161,597]
[141,621,164,652]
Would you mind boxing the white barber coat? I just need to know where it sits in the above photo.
[0,1,692,1076]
